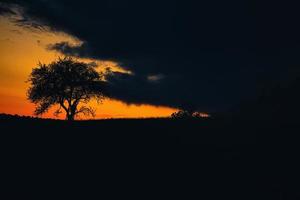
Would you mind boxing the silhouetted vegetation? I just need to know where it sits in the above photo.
[27,57,106,121]
[2,66,300,199]
[171,110,210,119]
[2,90,300,199]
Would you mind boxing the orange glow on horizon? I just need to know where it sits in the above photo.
[0,16,177,119]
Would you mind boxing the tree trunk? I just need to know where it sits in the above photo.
[66,112,75,121]
[65,101,77,121]
[68,115,74,121]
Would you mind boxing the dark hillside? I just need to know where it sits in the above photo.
[0,114,252,146]
[1,113,300,199]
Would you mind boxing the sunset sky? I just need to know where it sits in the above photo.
[0,16,177,119]
[1,1,298,120]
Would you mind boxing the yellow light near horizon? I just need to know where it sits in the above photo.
[0,16,177,119]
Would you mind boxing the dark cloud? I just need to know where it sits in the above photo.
[2,0,300,111]
[0,5,14,15]
[47,42,92,58]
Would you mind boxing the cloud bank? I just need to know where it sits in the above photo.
[2,0,300,112]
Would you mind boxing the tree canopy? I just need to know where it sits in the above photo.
[27,57,106,120]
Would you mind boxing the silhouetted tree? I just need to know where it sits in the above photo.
[171,110,210,119]
[171,110,193,119]
[27,57,106,121]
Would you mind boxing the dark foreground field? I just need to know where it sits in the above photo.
[1,114,300,199]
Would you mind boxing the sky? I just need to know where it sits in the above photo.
[1,0,300,119]
[0,15,176,119]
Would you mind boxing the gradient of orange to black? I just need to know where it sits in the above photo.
[3,2,300,200]
[1,0,300,119]
[0,16,177,119]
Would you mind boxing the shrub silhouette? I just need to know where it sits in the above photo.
[27,57,106,121]
[171,110,193,119]
[171,110,210,119]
